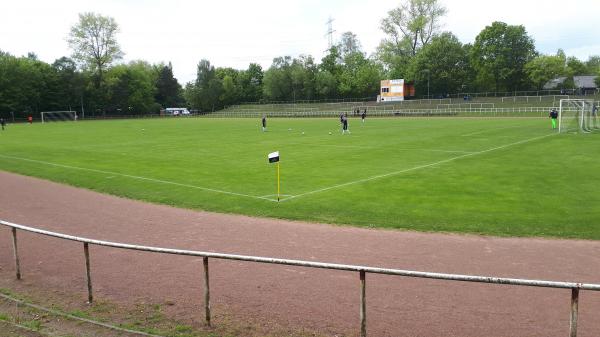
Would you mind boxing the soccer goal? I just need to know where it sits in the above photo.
[40,111,77,123]
[558,99,598,133]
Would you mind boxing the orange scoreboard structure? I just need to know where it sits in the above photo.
[378,79,415,102]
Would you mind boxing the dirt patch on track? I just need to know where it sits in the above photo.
[1,170,600,336]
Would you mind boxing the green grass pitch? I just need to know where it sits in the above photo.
[0,117,598,239]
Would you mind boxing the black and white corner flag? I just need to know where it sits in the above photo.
[268,151,280,163]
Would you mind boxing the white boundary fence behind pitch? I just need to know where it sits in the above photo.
[212,107,559,118]
[2,220,599,337]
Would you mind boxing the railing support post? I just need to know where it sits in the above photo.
[203,256,211,326]
[11,228,21,280]
[83,243,93,303]
[360,270,366,337]
[570,288,579,337]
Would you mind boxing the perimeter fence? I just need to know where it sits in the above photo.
[2,219,599,337]
[212,107,559,118]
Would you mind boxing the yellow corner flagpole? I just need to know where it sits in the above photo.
[277,161,280,202]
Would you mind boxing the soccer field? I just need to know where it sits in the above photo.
[0,117,598,239]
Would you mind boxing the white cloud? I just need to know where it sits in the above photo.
[1,0,599,84]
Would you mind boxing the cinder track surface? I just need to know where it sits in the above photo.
[1,170,600,336]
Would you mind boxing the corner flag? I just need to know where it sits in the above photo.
[268,151,280,163]
[268,151,281,201]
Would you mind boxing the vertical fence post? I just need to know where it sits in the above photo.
[360,270,366,337]
[11,228,21,280]
[83,243,93,303]
[203,256,211,326]
[570,288,579,337]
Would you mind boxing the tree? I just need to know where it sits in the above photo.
[263,56,293,101]
[338,32,362,58]
[188,59,223,111]
[585,56,600,73]
[52,57,84,110]
[106,61,158,114]
[155,62,183,108]
[380,0,446,57]
[525,54,567,90]
[471,22,536,92]
[315,70,338,99]
[338,53,382,98]
[407,33,471,96]
[238,63,263,102]
[68,12,123,88]
[566,57,588,76]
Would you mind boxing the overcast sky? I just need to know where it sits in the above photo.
[1,0,599,84]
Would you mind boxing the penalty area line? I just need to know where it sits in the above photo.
[0,154,278,202]
[282,132,558,202]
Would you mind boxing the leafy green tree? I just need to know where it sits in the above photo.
[585,56,600,73]
[68,12,123,88]
[407,33,471,95]
[215,68,241,106]
[338,53,382,98]
[566,57,588,76]
[263,56,293,101]
[221,75,238,106]
[471,21,536,92]
[106,61,158,114]
[188,59,223,111]
[320,46,343,76]
[525,54,567,90]
[291,55,317,100]
[0,52,48,117]
[315,71,338,99]
[52,57,84,110]
[155,62,183,108]
[238,63,263,102]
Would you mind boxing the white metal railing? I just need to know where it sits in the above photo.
[1,219,597,337]
[211,107,559,118]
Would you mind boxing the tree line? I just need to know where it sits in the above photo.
[1,0,599,118]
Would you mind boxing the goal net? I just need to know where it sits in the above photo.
[40,111,77,123]
[558,99,598,133]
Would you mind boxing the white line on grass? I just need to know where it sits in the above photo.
[281,132,557,202]
[287,142,474,154]
[461,125,528,137]
[395,148,476,154]
[0,154,279,202]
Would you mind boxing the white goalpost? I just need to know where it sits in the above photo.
[40,111,77,124]
[558,99,598,133]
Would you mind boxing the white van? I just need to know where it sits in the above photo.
[165,108,190,116]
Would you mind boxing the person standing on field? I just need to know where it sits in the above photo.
[549,108,559,129]
[342,113,350,134]
[261,114,267,132]
[0,118,5,130]
[27,116,33,124]
[361,109,366,123]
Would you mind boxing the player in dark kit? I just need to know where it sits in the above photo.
[549,108,558,129]
[261,114,267,132]
[361,109,366,123]
[0,118,5,130]
[342,113,350,134]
